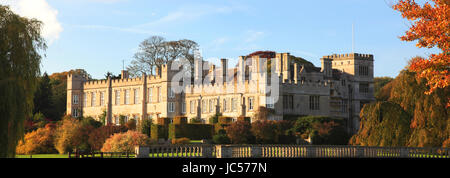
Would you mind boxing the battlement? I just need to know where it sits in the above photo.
[111,77,144,84]
[84,79,108,86]
[322,53,373,60]
[281,79,329,88]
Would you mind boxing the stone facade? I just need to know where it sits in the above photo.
[67,51,374,133]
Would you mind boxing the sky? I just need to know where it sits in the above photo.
[0,0,440,79]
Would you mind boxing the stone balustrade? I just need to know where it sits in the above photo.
[135,145,450,158]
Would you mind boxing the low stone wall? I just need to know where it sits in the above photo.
[135,145,450,158]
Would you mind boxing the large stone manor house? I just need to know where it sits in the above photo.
[67,51,374,133]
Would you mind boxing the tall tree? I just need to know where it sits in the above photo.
[393,0,449,107]
[33,73,54,119]
[127,36,199,77]
[0,5,46,157]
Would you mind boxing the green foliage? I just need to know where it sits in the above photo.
[350,102,411,147]
[374,77,394,100]
[0,5,46,158]
[212,134,231,144]
[169,124,214,140]
[98,110,107,126]
[290,116,349,145]
[119,115,126,126]
[151,124,168,140]
[33,73,54,119]
[80,117,102,128]
[138,118,152,137]
[32,112,49,129]
[189,117,203,124]
[310,121,350,145]
[364,69,449,147]
[209,113,222,124]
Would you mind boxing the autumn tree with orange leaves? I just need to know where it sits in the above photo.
[393,0,450,107]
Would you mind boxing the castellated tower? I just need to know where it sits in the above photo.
[322,53,375,133]
[67,73,87,118]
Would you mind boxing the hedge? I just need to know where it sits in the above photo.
[157,117,171,126]
[169,124,214,140]
[218,116,233,124]
[173,116,187,125]
[151,125,169,140]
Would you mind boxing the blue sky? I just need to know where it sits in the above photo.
[2,0,440,79]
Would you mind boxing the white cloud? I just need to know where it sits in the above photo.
[245,30,265,43]
[0,0,63,44]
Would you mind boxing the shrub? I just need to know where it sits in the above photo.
[226,120,254,144]
[208,113,222,124]
[81,116,102,128]
[88,125,128,151]
[16,125,57,155]
[171,137,190,144]
[212,134,231,144]
[151,124,169,140]
[125,119,137,130]
[169,124,214,140]
[173,116,187,125]
[311,121,349,145]
[101,130,151,153]
[189,117,203,124]
[54,117,82,154]
[119,115,126,126]
[349,102,411,147]
[138,119,152,137]
[251,120,279,144]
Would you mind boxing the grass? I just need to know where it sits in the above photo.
[15,154,68,158]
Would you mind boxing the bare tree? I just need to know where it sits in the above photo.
[127,36,199,78]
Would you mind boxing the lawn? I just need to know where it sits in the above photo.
[15,154,68,158]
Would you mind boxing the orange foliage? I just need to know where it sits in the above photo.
[16,124,57,155]
[393,0,450,107]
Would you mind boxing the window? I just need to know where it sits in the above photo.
[359,83,369,93]
[231,98,237,111]
[115,90,120,105]
[341,79,346,86]
[283,95,293,110]
[148,88,153,103]
[341,100,348,113]
[100,92,105,106]
[91,92,96,107]
[190,101,195,114]
[83,93,87,106]
[168,88,175,99]
[181,102,186,114]
[125,89,130,104]
[359,66,369,76]
[114,116,119,125]
[248,97,254,111]
[134,89,139,104]
[168,102,175,113]
[73,94,79,104]
[266,97,274,109]
[223,98,228,112]
[309,95,320,110]
[202,100,207,113]
[72,109,79,117]
[158,87,162,102]
[209,100,214,113]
